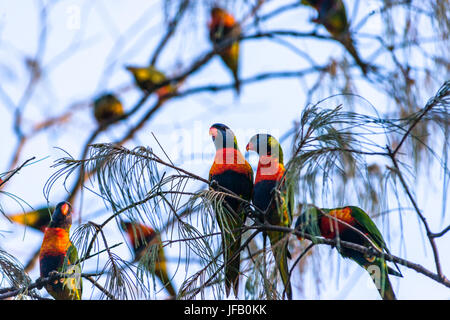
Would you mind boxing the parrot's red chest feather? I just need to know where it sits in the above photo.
[319,207,356,239]
[40,227,71,257]
[254,156,285,184]
[209,148,252,178]
[125,223,156,248]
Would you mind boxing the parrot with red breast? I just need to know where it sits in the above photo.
[246,134,293,300]
[209,123,253,297]
[295,205,402,299]
[208,7,242,95]
[39,202,82,300]
[121,221,176,298]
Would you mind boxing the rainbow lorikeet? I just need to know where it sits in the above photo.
[93,93,124,124]
[295,205,402,300]
[209,123,254,297]
[7,206,54,232]
[121,221,176,297]
[302,0,368,75]
[208,7,242,95]
[39,202,82,300]
[246,134,293,300]
[125,65,177,101]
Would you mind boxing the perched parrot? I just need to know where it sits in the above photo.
[302,0,368,75]
[208,7,242,95]
[39,202,82,300]
[295,205,402,300]
[7,206,54,232]
[93,93,124,124]
[121,221,176,297]
[209,123,253,297]
[246,134,293,300]
[125,65,177,101]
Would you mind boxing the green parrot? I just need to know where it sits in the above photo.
[295,205,402,299]
[246,134,293,300]
[39,202,82,300]
[125,65,178,101]
[302,0,368,75]
[209,123,254,297]
[121,221,177,298]
[208,7,242,95]
[93,93,124,124]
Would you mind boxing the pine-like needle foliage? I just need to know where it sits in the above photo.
[40,80,449,299]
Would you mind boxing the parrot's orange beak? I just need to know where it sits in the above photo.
[60,203,70,216]
[209,127,218,141]
[246,142,254,152]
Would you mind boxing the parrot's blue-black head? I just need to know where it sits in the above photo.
[209,123,238,150]
[49,201,73,230]
[246,133,283,163]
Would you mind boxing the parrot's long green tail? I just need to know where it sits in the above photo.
[364,261,397,300]
[269,231,292,300]
[154,245,177,298]
[379,274,397,300]
[221,42,240,96]
[276,244,292,300]
[223,231,241,297]
[156,266,177,298]
[338,33,368,75]
[216,205,243,297]
[232,68,241,96]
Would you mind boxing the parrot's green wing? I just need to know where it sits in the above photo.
[348,206,387,249]
[349,207,386,247]
[147,66,167,84]
[349,206,402,275]
[285,179,294,226]
[65,242,83,300]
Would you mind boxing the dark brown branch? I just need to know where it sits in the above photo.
[84,275,117,300]
[149,0,189,66]
[430,225,450,238]
[393,80,450,156]
[387,146,444,278]
[251,223,450,289]
[0,157,36,189]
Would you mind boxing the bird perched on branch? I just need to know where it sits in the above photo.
[246,134,293,300]
[295,205,402,300]
[125,65,177,101]
[209,123,253,297]
[93,93,124,124]
[121,221,176,298]
[208,7,242,95]
[302,0,368,75]
[7,206,54,232]
[39,202,82,300]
